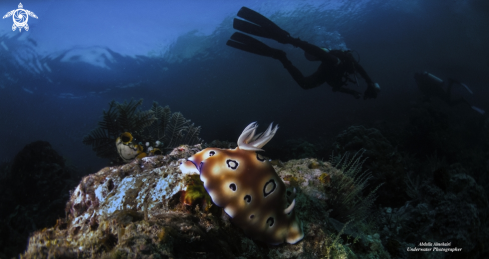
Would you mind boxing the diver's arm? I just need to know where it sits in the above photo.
[353,60,380,99]
[353,62,374,84]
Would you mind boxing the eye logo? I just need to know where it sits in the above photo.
[3,3,38,32]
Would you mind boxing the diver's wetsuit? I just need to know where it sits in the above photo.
[276,40,374,99]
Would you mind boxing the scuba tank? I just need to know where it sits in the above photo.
[414,71,445,94]
[424,72,443,84]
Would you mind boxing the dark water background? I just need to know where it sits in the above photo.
[0,0,488,170]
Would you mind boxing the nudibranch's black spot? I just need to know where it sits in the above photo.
[266,217,275,227]
[244,195,252,203]
[250,215,255,219]
[263,179,276,197]
[226,159,239,170]
[229,183,237,191]
[209,151,216,156]
[256,153,266,162]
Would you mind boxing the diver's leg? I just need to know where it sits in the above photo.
[280,58,310,89]
[287,38,340,65]
[278,56,323,89]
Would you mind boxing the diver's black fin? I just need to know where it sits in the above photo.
[226,32,285,59]
[237,7,281,32]
[234,6,291,43]
[233,18,271,39]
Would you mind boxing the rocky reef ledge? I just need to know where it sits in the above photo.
[22,145,388,259]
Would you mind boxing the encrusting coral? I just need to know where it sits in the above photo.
[83,99,201,164]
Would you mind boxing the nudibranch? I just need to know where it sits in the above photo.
[180,122,304,245]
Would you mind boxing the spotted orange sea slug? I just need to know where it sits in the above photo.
[180,122,304,245]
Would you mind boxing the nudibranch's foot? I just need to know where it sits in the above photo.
[286,219,304,244]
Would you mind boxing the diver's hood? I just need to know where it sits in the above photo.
[304,47,330,61]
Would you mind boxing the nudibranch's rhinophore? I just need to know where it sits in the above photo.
[180,122,304,244]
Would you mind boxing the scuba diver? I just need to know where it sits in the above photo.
[226,7,380,100]
[414,71,485,114]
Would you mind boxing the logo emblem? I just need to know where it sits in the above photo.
[3,3,38,32]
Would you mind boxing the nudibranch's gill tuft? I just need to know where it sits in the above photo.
[237,122,279,151]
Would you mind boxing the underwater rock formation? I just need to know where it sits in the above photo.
[10,141,71,204]
[22,146,389,258]
[283,139,320,160]
[377,163,489,258]
[404,102,489,176]
[332,125,407,207]
[404,104,452,158]
[0,141,80,259]
[265,138,330,162]
[83,99,201,164]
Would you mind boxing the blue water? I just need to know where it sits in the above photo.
[0,0,488,169]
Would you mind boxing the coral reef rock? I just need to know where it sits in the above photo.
[22,146,389,258]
